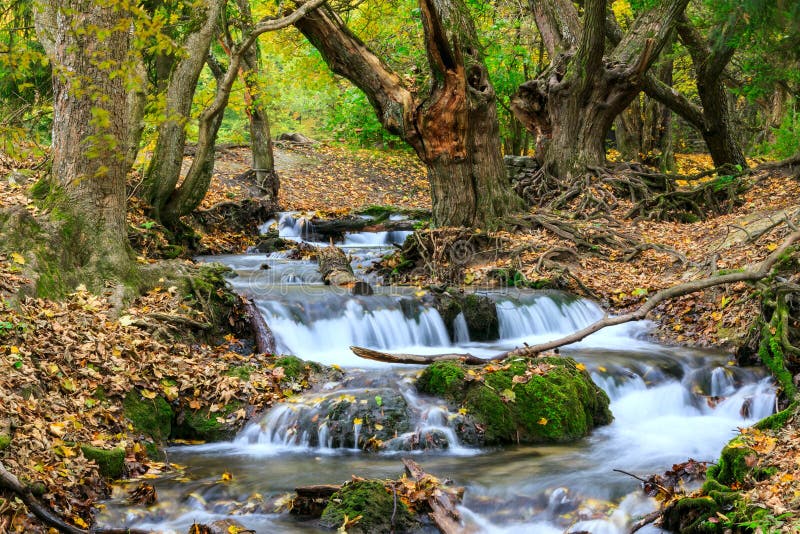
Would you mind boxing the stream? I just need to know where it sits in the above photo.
[99,213,776,533]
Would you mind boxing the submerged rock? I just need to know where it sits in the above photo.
[416,357,612,445]
[323,388,411,449]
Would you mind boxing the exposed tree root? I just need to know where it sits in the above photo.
[352,230,800,365]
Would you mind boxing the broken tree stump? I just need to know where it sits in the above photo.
[318,245,359,286]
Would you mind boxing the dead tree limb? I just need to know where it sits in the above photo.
[402,459,468,534]
[243,298,276,354]
[351,230,800,365]
[0,460,86,534]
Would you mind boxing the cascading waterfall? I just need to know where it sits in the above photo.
[98,219,780,534]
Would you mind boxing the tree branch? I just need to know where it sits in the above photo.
[352,229,800,365]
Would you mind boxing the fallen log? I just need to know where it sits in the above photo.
[318,245,358,286]
[243,298,276,354]
[351,229,800,365]
[402,458,468,534]
[0,461,150,534]
[351,346,486,366]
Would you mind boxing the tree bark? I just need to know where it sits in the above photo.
[141,0,223,222]
[294,0,522,228]
[512,0,690,190]
[35,0,137,287]
[235,0,279,201]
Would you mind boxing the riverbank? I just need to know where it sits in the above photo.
[1,144,799,532]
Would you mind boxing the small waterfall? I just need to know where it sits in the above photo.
[453,312,470,343]
[254,294,450,365]
[496,295,604,339]
[260,212,317,242]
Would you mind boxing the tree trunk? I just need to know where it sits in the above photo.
[235,0,279,201]
[512,0,690,194]
[38,1,136,286]
[294,0,522,228]
[614,99,643,162]
[641,57,675,171]
[141,0,223,221]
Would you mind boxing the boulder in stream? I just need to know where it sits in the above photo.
[319,479,417,533]
[434,292,499,342]
[416,357,612,445]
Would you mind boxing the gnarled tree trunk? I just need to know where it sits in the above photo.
[511,0,689,198]
[294,0,522,228]
[141,0,223,223]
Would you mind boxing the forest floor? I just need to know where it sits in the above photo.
[1,143,799,532]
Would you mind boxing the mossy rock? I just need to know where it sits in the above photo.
[274,355,311,380]
[80,445,125,479]
[417,357,612,445]
[173,401,243,442]
[433,293,499,342]
[319,480,416,533]
[123,390,173,442]
[0,434,10,451]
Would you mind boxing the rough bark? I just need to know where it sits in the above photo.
[318,245,358,286]
[294,0,522,228]
[402,459,468,534]
[641,16,747,170]
[142,0,223,221]
[155,0,325,226]
[512,0,690,193]
[34,0,137,288]
[234,0,279,201]
[676,15,747,169]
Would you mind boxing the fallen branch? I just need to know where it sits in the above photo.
[402,459,468,534]
[243,298,276,354]
[0,461,149,534]
[351,229,800,365]
[350,346,486,366]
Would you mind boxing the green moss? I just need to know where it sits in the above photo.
[173,401,242,442]
[79,445,125,479]
[0,434,10,451]
[417,357,611,444]
[758,323,797,398]
[319,480,416,533]
[274,355,309,380]
[755,401,798,431]
[123,390,173,442]
[225,365,255,381]
[708,440,754,486]
[416,361,465,398]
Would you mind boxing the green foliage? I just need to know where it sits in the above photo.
[766,101,800,158]
[0,434,10,451]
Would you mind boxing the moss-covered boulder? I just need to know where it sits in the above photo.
[417,357,612,445]
[173,401,243,442]
[663,433,783,533]
[323,388,411,449]
[79,445,125,479]
[123,390,173,442]
[319,480,417,533]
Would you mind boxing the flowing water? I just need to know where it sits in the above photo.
[98,214,776,533]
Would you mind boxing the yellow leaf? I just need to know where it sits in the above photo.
[220,471,233,482]
[537,417,548,425]
[10,252,25,265]
[575,363,587,372]
[353,418,363,426]
[141,389,157,400]
[597,366,607,373]
[458,407,468,415]
[374,424,384,431]
[10,346,19,354]
[72,516,89,529]
[766,243,778,251]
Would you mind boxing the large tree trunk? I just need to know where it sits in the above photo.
[294,0,522,228]
[512,0,690,195]
[141,0,223,221]
[37,1,135,285]
[677,16,747,169]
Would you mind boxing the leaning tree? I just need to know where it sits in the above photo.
[510,0,690,205]
[293,0,523,228]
